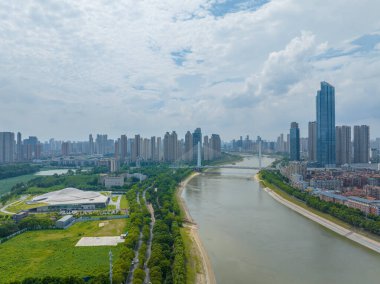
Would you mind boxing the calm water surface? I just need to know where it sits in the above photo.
[183,156,380,284]
[35,169,70,176]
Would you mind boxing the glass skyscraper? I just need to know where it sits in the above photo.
[316,81,336,167]
[290,122,300,161]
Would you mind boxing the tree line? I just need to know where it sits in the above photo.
[260,170,380,235]
[0,164,41,180]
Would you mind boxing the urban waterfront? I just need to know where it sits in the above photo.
[183,156,380,284]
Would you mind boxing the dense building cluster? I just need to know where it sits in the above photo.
[0,128,221,167]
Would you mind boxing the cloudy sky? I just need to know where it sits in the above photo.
[1,0,380,142]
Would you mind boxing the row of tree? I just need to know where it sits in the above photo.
[0,164,41,180]
[0,215,55,239]
[260,170,380,235]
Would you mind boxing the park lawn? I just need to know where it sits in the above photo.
[0,219,127,283]
[0,174,36,196]
[120,195,129,210]
[111,196,119,202]
[6,199,47,213]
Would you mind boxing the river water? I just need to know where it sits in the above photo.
[182,156,380,284]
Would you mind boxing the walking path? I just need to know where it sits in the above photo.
[261,183,380,254]
[0,195,29,215]
[142,187,155,284]
[126,191,144,284]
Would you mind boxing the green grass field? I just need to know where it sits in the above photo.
[120,195,128,210]
[0,219,128,283]
[5,195,47,213]
[0,174,36,196]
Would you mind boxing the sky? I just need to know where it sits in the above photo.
[1,0,380,142]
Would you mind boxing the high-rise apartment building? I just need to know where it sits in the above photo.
[353,125,370,163]
[89,134,94,155]
[131,134,141,162]
[61,142,70,156]
[308,121,317,162]
[203,135,209,161]
[156,137,162,162]
[0,132,15,163]
[16,132,22,161]
[210,134,222,160]
[290,122,300,161]
[316,81,336,167]
[185,131,193,162]
[336,126,351,166]
[120,135,128,161]
[163,131,178,163]
[150,136,156,162]
[192,128,202,161]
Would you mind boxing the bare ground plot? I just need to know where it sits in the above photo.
[76,236,124,246]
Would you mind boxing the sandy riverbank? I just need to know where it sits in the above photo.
[255,174,380,254]
[177,172,217,284]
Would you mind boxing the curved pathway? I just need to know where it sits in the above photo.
[126,191,143,284]
[142,187,155,284]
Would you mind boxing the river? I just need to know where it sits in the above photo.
[182,155,380,284]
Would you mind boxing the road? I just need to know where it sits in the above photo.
[126,191,143,284]
[0,195,30,215]
[142,187,155,284]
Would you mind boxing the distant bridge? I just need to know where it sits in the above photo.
[170,165,277,171]
[202,165,262,170]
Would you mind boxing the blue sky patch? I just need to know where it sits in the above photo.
[209,0,269,17]
[171,48,192,66]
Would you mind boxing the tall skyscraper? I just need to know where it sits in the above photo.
[150,136,156,162]
[120,135,128,161]
[16,132,22,162]
[61,142,70,156]
[192,128,202,161]
[131,134,141,162]
[353,125,370,163]
[89,134,94,155]
[185,131,193,162]
[290,122,300,161]
[316,81,336,167]
[156,137,162,162]
[210,134,222,160]
[0,132,15,163]
[335,126,351,166]
[203,135,209,161]
[308,121,317,162]
[163,131,178,162]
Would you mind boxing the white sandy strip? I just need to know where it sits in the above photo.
[263,187,380,254]
[75,236,124,247]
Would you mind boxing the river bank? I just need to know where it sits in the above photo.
[255,174,380,254]
[176,172,216,284]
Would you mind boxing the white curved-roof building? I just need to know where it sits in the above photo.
[28,188,109,212]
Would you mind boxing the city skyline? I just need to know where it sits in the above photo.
[1,1,380,140]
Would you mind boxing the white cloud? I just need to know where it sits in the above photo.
[0,0,380,140]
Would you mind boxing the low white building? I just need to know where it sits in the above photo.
[104,176,124,188]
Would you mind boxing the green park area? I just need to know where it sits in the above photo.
[0,219,128,283]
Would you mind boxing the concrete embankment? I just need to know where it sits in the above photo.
[257,175,380,254]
